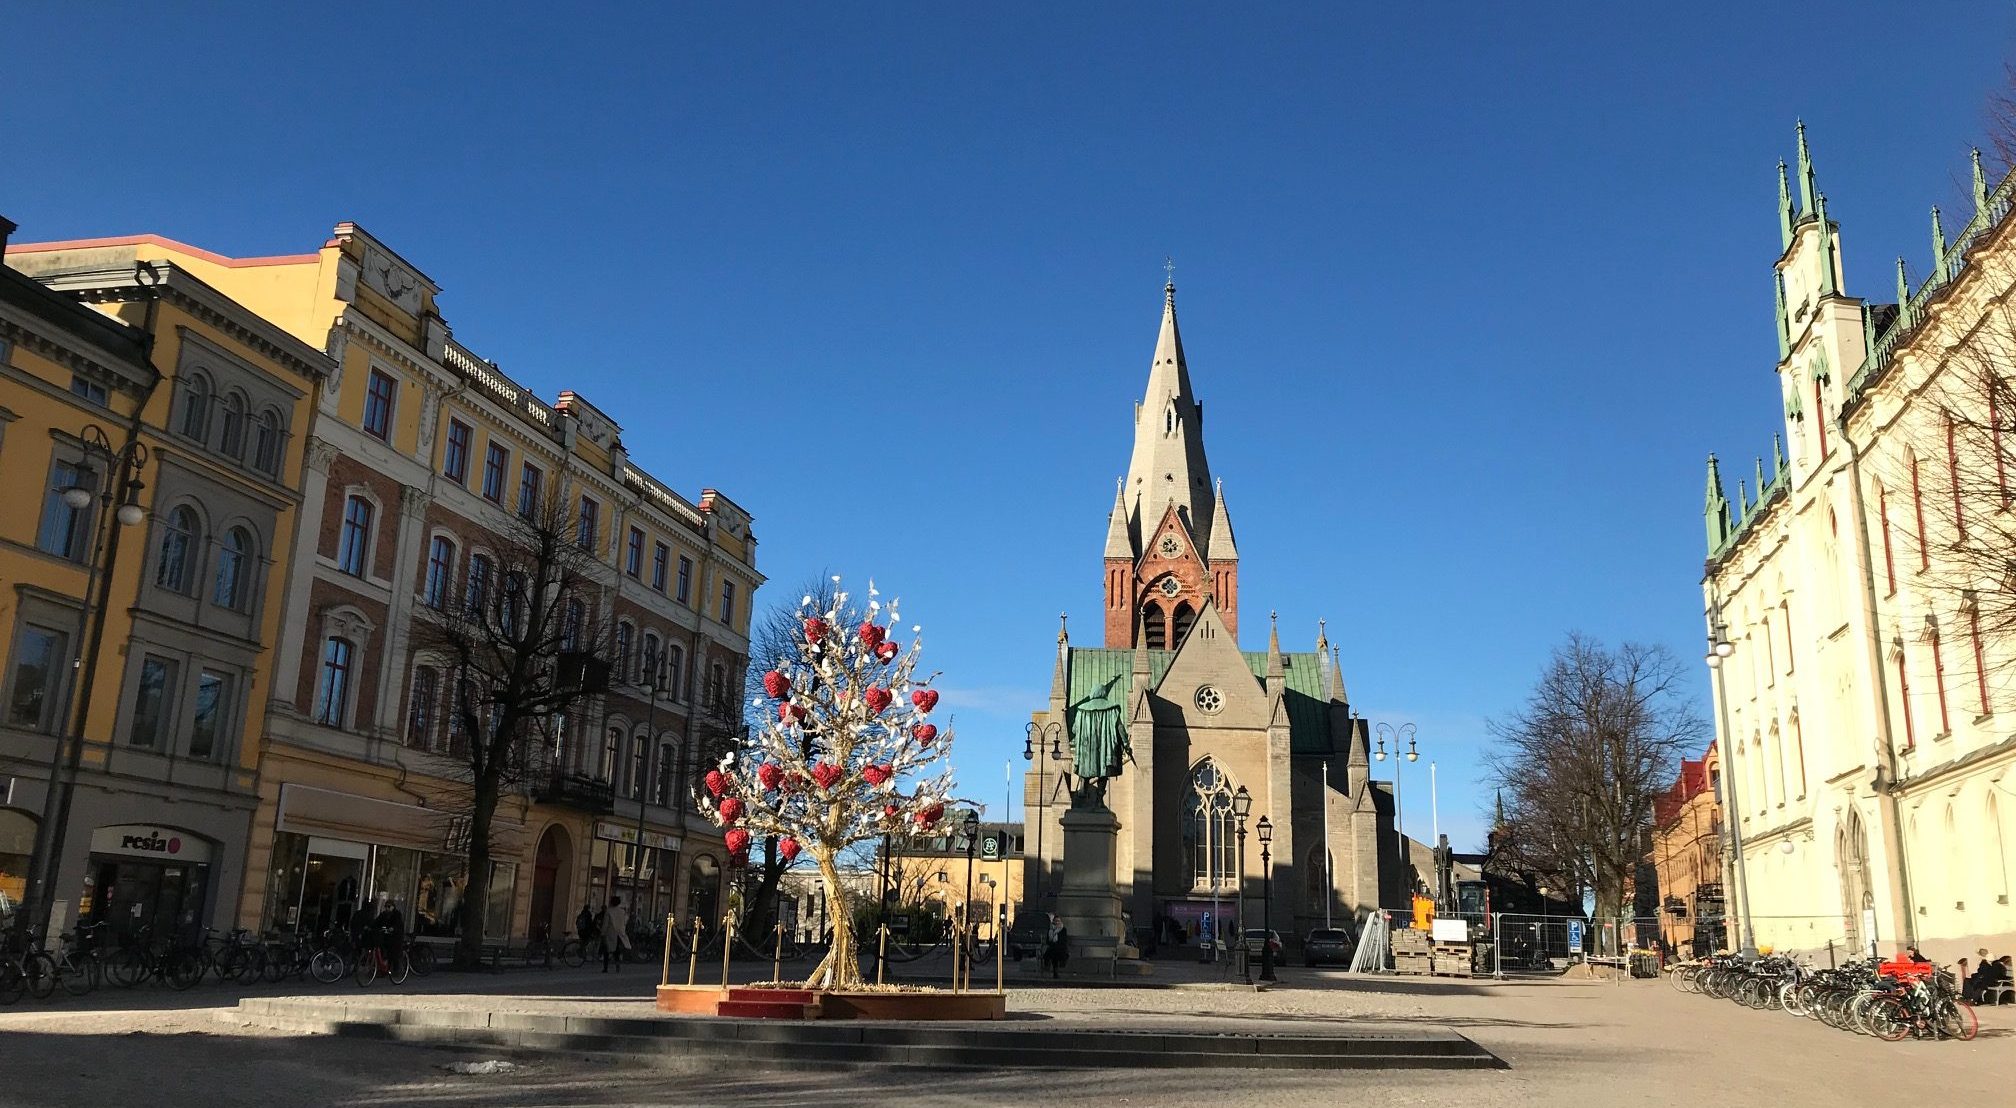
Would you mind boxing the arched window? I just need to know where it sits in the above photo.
[1164,402,1177,435]
[656,741,675,806]
[1790,713,1807,798]
[632,732,649,799]
[666,643,685,701]
[220,392,246,458]
[338,496,373,576]
[1969,604,1990,716]
[1144,605,1167,650]
[1813,378,1829,458]
[1172,602,1196,647]
[642,632,661,690]
[1185,760,1237,893]
[407,666,439,748]
[464,553,493,616]
[1910,453,1929,570]
[156,506,199,593]
[424,535,456,609]
[1988,792,2011,906]
[561,597,585,652]
[1895,647,1917,751]
[603,725,625,787]
[1876,483,1897,594]
[1946,409,1966,541]
[213,526,252,609]
[501,572,528,636]
[315,637,354,726]
[1305,844,1330,914]
[1929,624,1952,736]
[179,373,211,440]
[253,409,283,474]
[615,623,635,682]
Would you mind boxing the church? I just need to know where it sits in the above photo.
[1025,281,1403,951]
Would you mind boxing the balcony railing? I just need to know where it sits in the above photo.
[532,769,615,814]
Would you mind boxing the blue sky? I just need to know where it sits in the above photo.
[7,3,2015,853]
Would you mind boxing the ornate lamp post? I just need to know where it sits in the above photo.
[1374,722,1420,901]
[1257,814,1276,982]
[961,809,980,977]
[22,424,149,942]
[1231,785,1252,984]
[1022,721,1065,910]
[1703,606,1755,955]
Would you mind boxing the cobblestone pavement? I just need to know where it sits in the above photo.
[0,965,2010,1107]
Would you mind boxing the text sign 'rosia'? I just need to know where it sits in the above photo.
[88,824,215,864]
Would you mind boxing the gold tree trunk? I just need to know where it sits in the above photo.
[805,846,860,988]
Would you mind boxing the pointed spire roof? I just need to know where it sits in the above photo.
[1704,454,1733,554]
[1932,206,1951,283]
[1207,479,1238,561]
[1773,434,1788,481]
[1265,610,1283,680]
[1796,120,1818,216]
[1103,478,1131,559]
[1974,148,1990,212]
[1777,160,1795,249]
[1815,191,1838,296]
[1123,279,1216,557]
[1049,613,1070,702]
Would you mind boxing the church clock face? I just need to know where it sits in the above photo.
[1159,576,1182,598]
[1158,533,1183,559]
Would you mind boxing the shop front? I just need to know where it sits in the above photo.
[262,783,524,942]
[0,808,39,930]
[79,824,217,945]
[586,820,680,932]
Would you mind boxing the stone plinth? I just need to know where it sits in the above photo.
[1055,802,1146,973]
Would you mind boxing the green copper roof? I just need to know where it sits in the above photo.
[1064,647,1335,755]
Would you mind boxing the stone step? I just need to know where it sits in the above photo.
[715,999,822,1019]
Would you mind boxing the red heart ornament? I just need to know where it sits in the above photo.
[779,838,801,861]
[725,828,751,854]
[802,618,830,643]
[874,640,899,663]
[858,621,886,647]
[863,686,893,713]
[913,723,938,746]
[910,689,939,713]
[717,796,744,823]
[862,764,891,787]
[915,802,945,827]
[703,770,727,797]
[811,762,844,790]
[762,670,790,699]
[756,764,783,791]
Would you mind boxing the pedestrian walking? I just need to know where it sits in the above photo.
[576,903,599,951]
[601,895,632,972]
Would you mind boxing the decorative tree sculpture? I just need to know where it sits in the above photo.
[696,578,956,989]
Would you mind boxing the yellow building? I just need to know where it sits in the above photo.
[1647,745,1727,957]
[887,821,1027,938]
[1,216,332,942]
[9,223,761,946]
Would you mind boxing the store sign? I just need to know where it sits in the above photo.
[594,820,681,853]
[980,833,1002,862]
[89,824,213,864]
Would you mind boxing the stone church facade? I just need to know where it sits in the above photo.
[1026,283,1400,951]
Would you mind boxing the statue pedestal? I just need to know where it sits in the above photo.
[1054,803,1151,975]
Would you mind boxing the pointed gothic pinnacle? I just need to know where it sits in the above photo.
[1773,433,1788,479]
[1755,456,1767,495]
[1932,206,1950,282]
[1796,119,1818,215]
[1974,148,1990,212]
[1896,256,1911,307]
[1057,612,1069,644]
[1777,159,1794,249]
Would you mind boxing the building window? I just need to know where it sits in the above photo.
[315,637,355,726]
[1994,376,2014,507]
[615,623,634,683]
[719,580,736,624]
[657,742,675,806]
[709,662,727,710]
[425,535,457,609]
[1930,628,1951,736]
[481,442,508,503]
[465,553,493,616]
[179,373,211,440]
[676,556,692,603]
[1144,606,1167,649]
[633,734,649,800]
[6,624,69,731]
[129,655,178,748]
[442,419,472,483]
[651,542,669,592]
[407,666,440,749]
[188,669,231,760]
[220,393,246,458]
[37,458,97,560]
[501,572,528,636]
[1910,454,1929,571]
[363,369,396,440]
[1185,760,1236,892]
[1812,379,1828,459]
[561,597,585,652]
[155,506,198,593]
[1877,485,1896,595]
[252,410,284,475]
[213,526,252,609]
[338,496,373,576]
[1946,410,1966,541]
[1970,605,1991,716]
[641,632,661,688]
[577,496,599,552]
[666,643,684,701]
[70,375,108,407]
[518,462,542,520]
[603,726,624,786]
[626,527,644,578]
[1895,650,1916,752]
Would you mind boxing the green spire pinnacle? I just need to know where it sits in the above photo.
[1704,454,1733,553]
[1862,302,1878,360]
[1796,120,1819,215]
[1932,206,1951,284]
[1778,159,1795,249]
[1738,479,1751,514]
[1815,191,1838,296]
[1774,271,1790,359]
[1755,455,1768,496]
[1974,149,1990,213]
[1773,433,1788,481]
[1896,255,1911,311]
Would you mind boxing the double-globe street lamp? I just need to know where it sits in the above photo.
[1257,814,1276,983]
[1023,720,1065,911]
[21,424,150,942]
[962,809,980,981]
[1702,604,1758,956]
[1231,785,1252,983]
[1374,722,1420,902]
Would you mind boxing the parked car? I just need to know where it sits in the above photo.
[1006,910,1050,961]
[1241,928,1283,957]
[1303,927,1355,966]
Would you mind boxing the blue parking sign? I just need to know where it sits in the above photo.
[1567,919,1584,951]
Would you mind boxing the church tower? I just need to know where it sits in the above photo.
[1103,280,1240,647]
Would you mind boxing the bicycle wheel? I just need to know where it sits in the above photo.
[390,950,411,985]
[261,947,290,984]
[56,953,98,997]
[1938,1001,1978,1042]
[166,952,206,991]
[215,947,249,984]
[407,944,435,977]
[309,949,347,985]
[560,939,585,968]
[106,949,148,989]
[0,962,24,1005]
[353,950,379,987]
[1868,997,1911,1042]
[22,952,60,1001]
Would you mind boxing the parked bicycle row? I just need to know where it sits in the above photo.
[1668,953,1978,1041]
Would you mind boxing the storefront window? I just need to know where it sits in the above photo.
[0,809,37,930]
[370,846,421,919]
[486,861,516,941]
[688,854,720,926]
[415,851,468,937]
[264,831,309,932]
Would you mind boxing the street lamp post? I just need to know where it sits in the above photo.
[634,658,670,922]
[1257,815,1277,983]
[21,424,149,942]
[1703,606,1755,955]
[1232,786,1252,984]
[1374,722,1420,903]
[961,810,979,987]
[1022,721,1065,911]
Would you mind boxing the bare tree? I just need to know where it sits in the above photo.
[409,483,613,967]
[1483,635,1705,921]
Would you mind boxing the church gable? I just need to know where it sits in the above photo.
[1135,501,1212,649]
[1151,601,1267,728]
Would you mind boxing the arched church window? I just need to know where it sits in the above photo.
[1186,760,1237,892]
[1172,601,1196,646]
[1144,605,1167,650]
[1165,402,1177,435]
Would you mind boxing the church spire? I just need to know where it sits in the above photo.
[1123,279,1215,556]
[1796,119,1818,216]
[1207,479,1238,562]
[1103,478,1131,559]
[1777,160,1795,250]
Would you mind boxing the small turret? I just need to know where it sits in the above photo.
[1796,120,1819,216]
[1777,160,1795,249]
[1932,206,1951,284]
[1814,192,1838,296]
[1973,148,1989,213]
[1704,454,1733,553]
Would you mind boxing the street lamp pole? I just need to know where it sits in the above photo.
[1374,722,1420,904]
[962,810,979,987]
[634,658,669,922]
[1232,786,1252,984]
[1703,605,1755,955]
[1257,815,1276,982]
[22,425,149,942]
[1022,721,1064,910]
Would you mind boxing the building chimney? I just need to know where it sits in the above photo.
[0,214,16,258]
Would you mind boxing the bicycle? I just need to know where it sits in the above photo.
[106,926,206,991]
[352,926,411,986]
[48,922,108,997]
